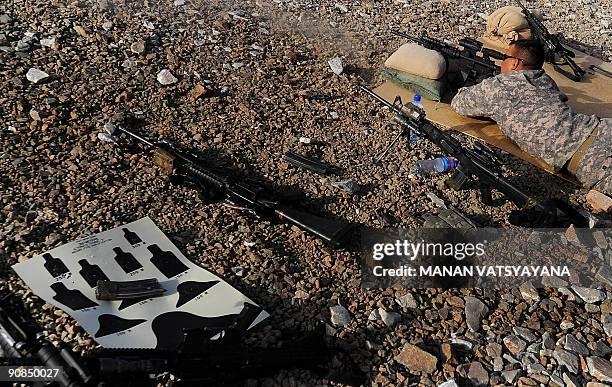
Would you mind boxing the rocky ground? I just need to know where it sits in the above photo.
[1,0,612,386]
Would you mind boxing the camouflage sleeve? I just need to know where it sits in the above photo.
[450,77,498,117]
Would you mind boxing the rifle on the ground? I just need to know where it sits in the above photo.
[109,126,351,247]
[0,291,341,387]
[392,31,505,88]
[359,85,587,227]
[516,0,586,81]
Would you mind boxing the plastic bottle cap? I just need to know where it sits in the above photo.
[413,94,422,102]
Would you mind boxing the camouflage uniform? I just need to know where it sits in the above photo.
[451,69,611,195]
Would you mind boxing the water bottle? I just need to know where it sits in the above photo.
[415,157,459,175]
[412,93,424,110]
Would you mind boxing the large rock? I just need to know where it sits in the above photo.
[464,296,489,332]
[466,361,489,386]
[396,293,417,309]
[562,372,581,387]
[553,348,580,374]
[503,335,527,355]
[586,190,612,213]
[564,334,589,356]
[438,379,458,387]
[26,68,49,83]
[157,69,178,85]
[378,308,401,327]
[572,286,606,303]
[519,281,540,301]
[329,305,351,327]
[395,343,438,373]
[587,356,612,383]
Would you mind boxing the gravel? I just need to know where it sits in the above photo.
[1,0,611,385]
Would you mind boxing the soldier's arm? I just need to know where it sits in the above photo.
[450,78,497,117]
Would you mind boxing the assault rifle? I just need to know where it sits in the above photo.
[108,126,351,247]
[359,85,587,227]
[0,291,349,386]
[392,31,505,88]
[516,0,586,81]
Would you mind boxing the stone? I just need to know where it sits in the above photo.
[519,281,540,301]
[503,335,526,355]
[464,296,488,332]
[331,179,361,194]
[130,41,146,54]
[102,21,113,31]
[553,348,580,374]
[512,327,536,343]
[542,332,555,350]
[378,308,401,327]
[447,296,464,308]
[502,369,522,384]
[466,362,489,386]
[174,0,185,5]
[566,224,580,244]
[517,377,538,386]
[572,286,606,303]
[541,275,568,287]
[589,341,612,357]
[587,383,609,387]
[595,266,612,287]
[493,357,503,371]
[440,342,458,365]
[564,334,589,356]
[395,343,438,373]
[451,338,474,350]
[40,37,57,48]
[486,342,502,357]
[328,57,343,75]
[562,372,581,387]
[26,68,49,83]
[157,69,178,85]
[587,356,612,383]
[97,0,112,10]
[586,190,612,213]
[335,3,348,12]
[396,293,417,309]
[29,109,43,121]
[592,231,608,249]
[527,363,545,374]
[189,84,209,100]
[73,25,88,37]
[437,380,458,387]
[368,309,379,320]
[560,320,575,330]
[329,305,351,327]
[0,14,12,23]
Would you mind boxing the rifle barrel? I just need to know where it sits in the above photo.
[116,126,156,147]
[358,85,400,114]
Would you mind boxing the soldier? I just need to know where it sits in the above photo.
[451,40,611,196]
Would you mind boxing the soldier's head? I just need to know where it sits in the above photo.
[501,40,545,73]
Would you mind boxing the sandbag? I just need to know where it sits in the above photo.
[384,43,447,80]
[484,6,533,50]
[381,68,447,101]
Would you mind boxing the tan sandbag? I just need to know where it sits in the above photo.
[484,6,533,50]
[384,43,447,80]
[480,35,513,53]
